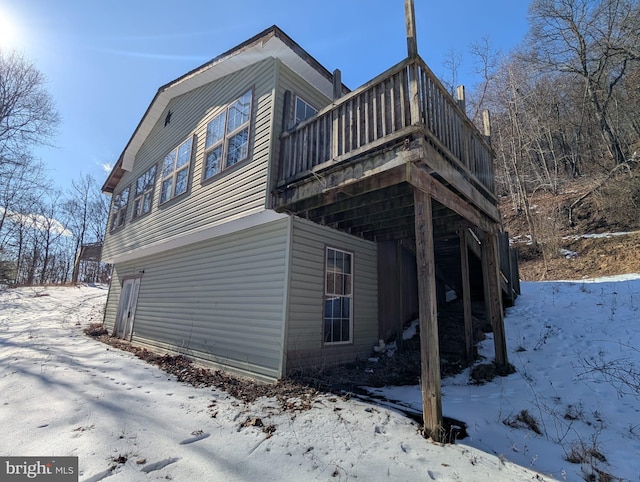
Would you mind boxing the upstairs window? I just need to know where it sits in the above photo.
[132,165,156,219]
[160,137,193,204]
[323,247,353,344]
[294,96,317,125]
[203,90,253,180]
[110,187,129,232]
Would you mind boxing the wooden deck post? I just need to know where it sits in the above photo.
[481,229,509,369]
[333,69,342,101]
[482,109,492,144]
[459,229,473,362]
[405,0,418,58]
[456,85,466,114]
[405,0,421,126]
[413,189,443,440]
[396,241,405,352]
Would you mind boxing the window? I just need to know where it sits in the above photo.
[160,137,193,204]
[132,165,156,218]
[203,90,252,180]
[110,187,129,231]
[294,96,317,125]
[324,247,353,344]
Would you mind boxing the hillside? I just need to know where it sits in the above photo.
[500,179,640,281]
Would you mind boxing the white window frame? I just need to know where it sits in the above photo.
[160,136,193,204]
[203,89,253,181]
[294,95,317,125]
[132,165,156,219]
[110,187,130,232]
[323,246,354,345]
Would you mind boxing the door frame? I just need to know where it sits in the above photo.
[114,276,141,341]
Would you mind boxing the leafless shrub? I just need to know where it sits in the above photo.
[575,348,640,398]
[503,409,542,435]
[565,440,606,465]
[84,323,108,337]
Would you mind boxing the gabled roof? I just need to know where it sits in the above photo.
[102,25,345,193]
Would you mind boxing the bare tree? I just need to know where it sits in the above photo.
[468,37,501,124]
[0,156,47,251]
[441,48,463,96]
[63,173,108,283]
[0,49,59,168]
[527,0,640,164]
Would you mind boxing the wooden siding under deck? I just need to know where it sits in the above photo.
[104,217,290,381]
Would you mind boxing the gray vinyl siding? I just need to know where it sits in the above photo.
[103,268,121,333]
[103,58,277,262]
[268,60,333,196]
[285,217,378,374]
[273,59,332,135]
[103,217,290,381]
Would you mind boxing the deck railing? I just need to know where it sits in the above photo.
[277,56,496,198]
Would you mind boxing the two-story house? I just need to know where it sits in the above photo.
[102,26,380,382]
[102,15,518,438]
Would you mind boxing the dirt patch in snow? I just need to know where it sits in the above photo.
[516,231,640,281]
[85,329,318,407]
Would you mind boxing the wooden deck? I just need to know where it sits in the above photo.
[273,56,501,241]
[272,50,517,440]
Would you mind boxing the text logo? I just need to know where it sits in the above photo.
[0,457,78,481]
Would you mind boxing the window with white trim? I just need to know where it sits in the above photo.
[324,247,353,344]
[160,137,193,204]
[110,187,129,232]
[203,90,253,180]
[132,165,156,219]
[294,96,317,125]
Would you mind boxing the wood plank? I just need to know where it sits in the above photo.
[333,69,342,100]
[417,139,500,222]
[276,164,409,213]
[277,125,424,188]
[481,230,509,369]
[413,188,443,440]
[405,0,418,58]
[408,162,495,232]
[466,228,482,259]
[459,229,473,362]
[332,109,339,162]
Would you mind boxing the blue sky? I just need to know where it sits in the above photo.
[1,0,530,192]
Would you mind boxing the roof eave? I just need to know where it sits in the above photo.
[103,25,343,192]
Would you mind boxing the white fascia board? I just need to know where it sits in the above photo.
[121,36,333,171]
[104,210,290,264]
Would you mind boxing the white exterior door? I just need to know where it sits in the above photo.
[115,278,140,340]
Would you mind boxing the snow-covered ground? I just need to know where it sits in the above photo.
[1,277,639,481]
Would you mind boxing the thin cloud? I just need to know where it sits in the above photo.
[90,47,209,63]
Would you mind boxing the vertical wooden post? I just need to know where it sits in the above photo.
[71,245,82,284]
[405,0,421,126]
[333,69,342,101]
[456,85,466,114]
[413,189,443,440]
[405,0,418,58]
[459,229,473,362]
[481,229,509,369]
[396,241,404,352]
[482,109,492,143]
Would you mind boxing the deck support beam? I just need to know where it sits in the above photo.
[413,188,443,440]
[481,229,509,369]
[459,229,473,362]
